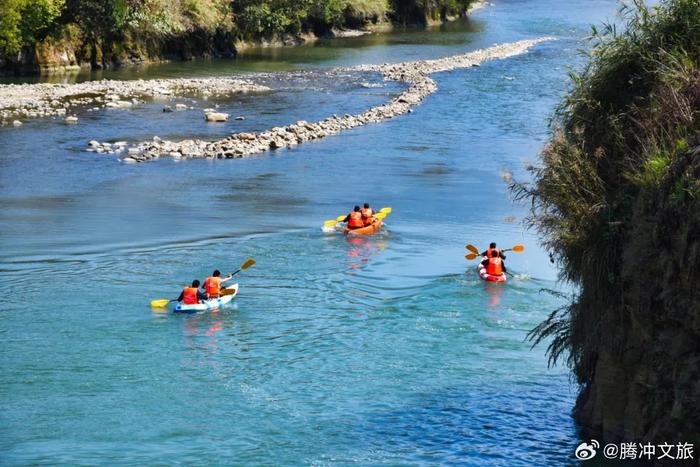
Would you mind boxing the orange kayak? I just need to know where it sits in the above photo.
[344,217,383,236]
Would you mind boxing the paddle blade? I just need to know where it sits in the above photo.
[465,253,478,261]
[511,245,525,252]
[220,286,237,296]
[466,244,480,255]
[240,258,256,270]
[379,207,392,214]
[150,299,170,308]
[324,219,339,227]
[336,215,346,222]
[375,212,386,219]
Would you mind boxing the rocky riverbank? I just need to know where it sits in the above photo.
[106,38,551,163]
[0,78,269,121]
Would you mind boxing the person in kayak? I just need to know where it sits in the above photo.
[481,242,506,260]
[343,206,365,230]
[481,249,507,277]
[360,203,375,226]
[204,270,234,299]
[178,280,209,305]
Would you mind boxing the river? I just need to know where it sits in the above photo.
[0,0,618,464]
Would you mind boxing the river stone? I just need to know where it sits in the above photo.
[65,116,78,123]
[205,112,229,122]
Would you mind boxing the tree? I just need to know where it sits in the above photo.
[0,0,64,55]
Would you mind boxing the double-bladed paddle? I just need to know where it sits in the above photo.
[322,206,392,229]
[464,244,525,260]
[150,258,256,306]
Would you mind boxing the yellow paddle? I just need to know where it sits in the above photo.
[323,215,346,227]
[323,207,391,229]
[150,298,174,308]
[465,244,480,255]
[213,258,255,296]
[149,258,256,307]
[231,258,256,275]
[464,245,525,260]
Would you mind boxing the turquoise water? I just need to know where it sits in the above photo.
[1,1,619,464]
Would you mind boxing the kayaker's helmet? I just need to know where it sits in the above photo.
[213,270,221,277]
[489,242,497,248]
[363,203,370,208]
[354,205,360,211]
[192,279,201,287]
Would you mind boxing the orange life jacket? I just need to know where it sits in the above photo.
[204,276,222,297]
[486,247,499,259]
[487,257,503,276]
[360,208,374,225]
[183,287,199,304]
[348,211,364,228]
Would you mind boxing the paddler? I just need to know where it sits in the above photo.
[178,280,208,305]
[203,270,234,299]
[343,205,365,230]
[360,203,375,226]
[481,242,506,260]
[481,249,507,277]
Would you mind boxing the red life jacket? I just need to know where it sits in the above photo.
[360,208,374,225]
[487,257,503,276]
[348,211,364,228]
[183,287,199,304]
[204,277,221,297]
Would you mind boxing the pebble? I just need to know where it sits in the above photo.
[205,112,229,122]
[0,77,270,121]
[65,116,78,123]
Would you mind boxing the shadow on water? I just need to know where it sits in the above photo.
[343,383,578,465]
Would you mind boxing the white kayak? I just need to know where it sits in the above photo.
[174,283,239,313]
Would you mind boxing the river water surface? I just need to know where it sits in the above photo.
[1,1,618,465]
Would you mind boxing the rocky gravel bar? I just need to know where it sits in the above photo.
[0,78,269,120]
[116,38,552,163]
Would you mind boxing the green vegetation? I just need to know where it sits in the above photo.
[0,0,474,71]
[516,0,699,442]
[0,0,64,55]
[389,0,474,25]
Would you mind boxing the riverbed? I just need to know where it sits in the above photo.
[1,0,618,464]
